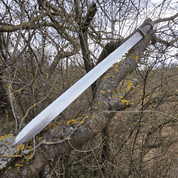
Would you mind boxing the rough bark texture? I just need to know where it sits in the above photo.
[0,75,14,120]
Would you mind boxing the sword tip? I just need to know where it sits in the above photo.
[13,136,25,147]
[12,138,19,147]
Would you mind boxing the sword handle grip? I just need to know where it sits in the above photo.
[138,21,154,37]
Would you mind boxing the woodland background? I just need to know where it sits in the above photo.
[0,0,178,177]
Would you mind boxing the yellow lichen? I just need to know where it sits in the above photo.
[67,119,76,125]
[8,166,11,169]
[80,120,84,124]
[121,100,128,103]
[15,162,23,167]
[15,158,24,167]
[127,80,133,90]
[112,90,116,94]
[27,146,32,150]
[100,90,105,94]
[16,144,25,152]
[131,54,134,58]
[4,134,12,138]
[105,102,108,105]
[135,56,139,63]
[98,101,102,105]
[26,152,34,160]
[46,73,48,79]
[114,63,119,72]
[103,75,108,79]
[130,54,139,63]
[37,137,43,141]
[121,89,125,94]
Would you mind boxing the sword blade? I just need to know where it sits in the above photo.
[13,31,143,146]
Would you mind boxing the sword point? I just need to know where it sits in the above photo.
[13,137,23,147]
[12,139,18,147]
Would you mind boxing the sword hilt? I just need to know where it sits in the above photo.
[138,21,154,37]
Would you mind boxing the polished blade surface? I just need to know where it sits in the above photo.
[13,31,143,146]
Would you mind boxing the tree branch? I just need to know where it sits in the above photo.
[47,49,79,81]
[153,12,178,24]
[0,22,53,32]
[0,20,154,178]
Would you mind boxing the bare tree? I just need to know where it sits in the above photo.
[0,0,178,177]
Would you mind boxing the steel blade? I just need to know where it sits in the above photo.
[13,31,143,146]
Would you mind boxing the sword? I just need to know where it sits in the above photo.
[13,22,154,146]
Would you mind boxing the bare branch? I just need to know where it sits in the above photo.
[153,12,178,24]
